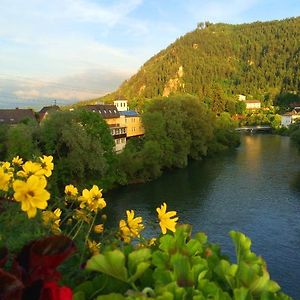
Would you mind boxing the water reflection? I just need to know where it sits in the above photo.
[290,171,300,193]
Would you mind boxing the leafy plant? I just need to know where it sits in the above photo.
[74,226,291,299]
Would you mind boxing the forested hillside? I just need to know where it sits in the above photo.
[97,17,300,110]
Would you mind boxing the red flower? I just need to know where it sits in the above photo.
[39,281,72,300]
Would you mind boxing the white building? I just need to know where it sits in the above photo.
[238,94,246,101]
[114,100,128,112]
[245,100,261,110]
[281,111,300,127]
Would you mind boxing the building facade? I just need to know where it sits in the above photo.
[84,104,127,153]
[114,99,128,112]
[281,111,300,127]
[245,100,261,110]
[119,110,144,138]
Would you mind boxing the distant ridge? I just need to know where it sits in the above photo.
[78,17,300,109]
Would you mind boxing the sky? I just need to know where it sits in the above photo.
[0,0,299,109]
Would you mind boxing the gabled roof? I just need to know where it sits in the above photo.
[283,110,300,116]
[84,104,120,119]
[39,105,60,114]
[119,110,139,117]
[0,109,36,125]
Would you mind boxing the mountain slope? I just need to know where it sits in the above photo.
[99,17,300,107]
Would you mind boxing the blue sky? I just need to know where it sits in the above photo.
[0,0,299,109]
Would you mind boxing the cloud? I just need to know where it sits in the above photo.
[0,68,132,109]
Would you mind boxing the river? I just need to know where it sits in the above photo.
[106,134,300,298]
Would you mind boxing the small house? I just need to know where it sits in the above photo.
[245,100,261,110]
[281,110,300,127]
[0,108,36,125]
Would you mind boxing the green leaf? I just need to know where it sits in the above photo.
[86,250,128,282]
[157,292,174,300]
[214,259,237,289]
[159,234,175,253]
[153,269,173,286]
[73,281,93,298]
[73,291,86,300]
[170,253,193,287]
[152,251,169,268]
[96,293,126,300]
[233,287,252,300]
[229,231,260,265]
[186,239,203,256]
[128,248,151,274]
[194,232,208,244]
[128,262,151,283]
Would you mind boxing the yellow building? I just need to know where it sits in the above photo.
[84,104,127,153]
[119,110,144,138]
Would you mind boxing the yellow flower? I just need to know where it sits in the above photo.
[87,239,100,256]
[94,224,104,234]
[17,161,44,178]
[119,210,144,243]
[42,208,61,234]
[12,156,23,166]
[64,184,78,197]
[156,202,178,234]
[13,175,50,218]
[1,162,12,170]
[39,155,54,177]
[0,166,12,191]
[79,185,106,212]
[148,238,157,246]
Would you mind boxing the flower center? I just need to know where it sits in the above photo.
[28,190,35,197]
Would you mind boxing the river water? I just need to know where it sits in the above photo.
[106,135,300,298]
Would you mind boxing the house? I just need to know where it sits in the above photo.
[39,105,60,122]
[245,100,261,110]
[0,108,36,125]
[281,110,300,127]
[238,94,246,101]
[84,104,126,153]
[119,110,144,138]
[114,99,128,112]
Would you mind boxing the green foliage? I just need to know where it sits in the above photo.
[103,17,300,110]
[0,125,9,159]
[0,201,47,252]
[240,108,282,129]
[275,93,300,108]
[209,113,240,154]
[117,95,231,184]
[6,122,40,160]
[74,227,291,299]
[38,110,116,192]
[290,122,300,149]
